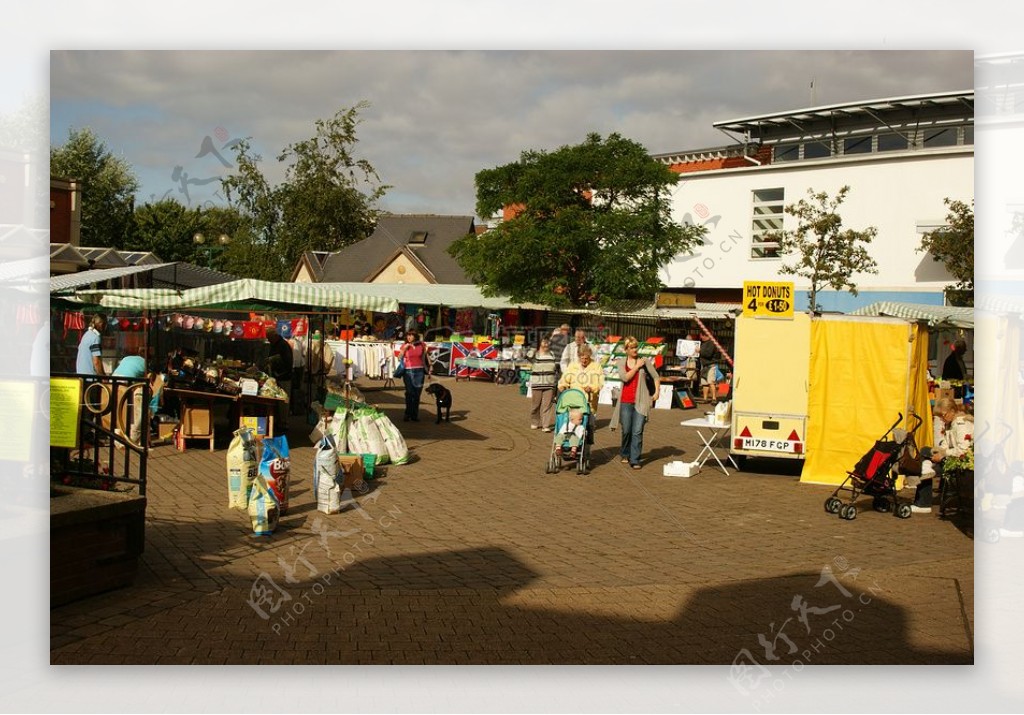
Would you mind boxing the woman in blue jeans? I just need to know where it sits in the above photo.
[610,336,661,469]
[398,330,427,421]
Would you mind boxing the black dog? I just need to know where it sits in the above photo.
[424,383,452,423]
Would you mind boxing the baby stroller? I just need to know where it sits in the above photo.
[825,412,923,521]
[545,388,594,475]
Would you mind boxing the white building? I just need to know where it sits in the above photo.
[653,90,974,311]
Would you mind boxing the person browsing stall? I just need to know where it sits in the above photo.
[76,314,107,375]
[610,336,661,470]
[528,338,558,432]
[560,329,588,373]
[557,343,604,414]
[399,330,428,422]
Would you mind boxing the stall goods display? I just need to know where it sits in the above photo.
[259,436,291,515]
[227,427,258,510]
[248,473,279,536]
[313,435,343,515]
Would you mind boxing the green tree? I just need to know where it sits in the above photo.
[131,200,245,271]
[770,186,878,312]
[920,198,973,307]
[449,132,705,307]
[221,103,389,281]
[50,127,139,248]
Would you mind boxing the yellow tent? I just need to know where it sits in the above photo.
[800,315,934,486]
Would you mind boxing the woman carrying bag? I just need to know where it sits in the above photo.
[398,330,428,422]
[610,336,661,470]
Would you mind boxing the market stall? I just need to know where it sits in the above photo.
[59,279,400,449]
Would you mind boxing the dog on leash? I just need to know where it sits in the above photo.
[424,383,452,423]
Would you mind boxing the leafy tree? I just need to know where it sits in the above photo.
[449,132,705,307]
[920,198,973,307]
[769,186,878,312]
[50,127,139,248]
[221,102,389,281]
[131,199,245,271]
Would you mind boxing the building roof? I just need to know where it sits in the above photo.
[50,263,176,294]
[119,251,164,266]
[77,246,129,268]
[714,90,974,145]
[317,214,477,284]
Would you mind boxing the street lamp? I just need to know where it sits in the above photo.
[193,232,231,268]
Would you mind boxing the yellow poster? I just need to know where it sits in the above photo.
[50,377,83,448]
[0,380,35,460]
[743,281,795,319]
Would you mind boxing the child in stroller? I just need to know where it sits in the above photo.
[558,409,587,459]
[545,388,593,475]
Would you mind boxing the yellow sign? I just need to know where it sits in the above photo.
[743,281,795,319]
[50,377,83,448]
[0,380,35,461]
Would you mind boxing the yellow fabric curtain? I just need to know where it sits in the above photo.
[801,318,924,485]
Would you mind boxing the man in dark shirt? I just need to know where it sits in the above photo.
[941,338,968,381]
[266,327,293,433]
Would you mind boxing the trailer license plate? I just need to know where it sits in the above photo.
[741,437,797,453]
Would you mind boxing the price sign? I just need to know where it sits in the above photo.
[742,281,794,319]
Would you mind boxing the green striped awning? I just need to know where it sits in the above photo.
[70,279,399,314]
[848,301,974,328]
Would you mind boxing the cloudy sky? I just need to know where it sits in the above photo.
[50,50,972,220]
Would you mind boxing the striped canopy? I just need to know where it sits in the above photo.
[848,301,974,329]
[68,278,400,314]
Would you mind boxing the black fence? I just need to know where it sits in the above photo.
[50,374,150,497]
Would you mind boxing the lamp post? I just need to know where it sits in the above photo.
[193,232,230,268]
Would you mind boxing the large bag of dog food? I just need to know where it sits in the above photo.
[329,406,351,453]
[227,427,259,510]
[353,407,389,466]
[259,435,291,515]
[313,435,342,514]
[247,473,279,536]
[373,412,410,465]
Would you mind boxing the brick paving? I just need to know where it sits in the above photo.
[51,376,974,664]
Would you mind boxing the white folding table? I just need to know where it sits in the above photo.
[679,416,739,475]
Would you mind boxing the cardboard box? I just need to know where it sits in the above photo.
[337,454,366,491]
[181,404,211,436]
[935,387,955,404]
[240,416,269,436]
[157,422,178,441]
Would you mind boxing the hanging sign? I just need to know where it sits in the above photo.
[50,377,82,449]
[742,281,794,319]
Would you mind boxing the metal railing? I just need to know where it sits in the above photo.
[51,373,150,497]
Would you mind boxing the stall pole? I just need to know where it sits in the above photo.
[695,316,733,368]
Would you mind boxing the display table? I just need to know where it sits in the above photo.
[679,416,738,476]
[164,388,286,450]
[454,357,527,384]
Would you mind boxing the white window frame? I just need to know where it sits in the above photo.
[751,188,785,260]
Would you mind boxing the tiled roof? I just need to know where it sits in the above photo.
[319,214,476,284]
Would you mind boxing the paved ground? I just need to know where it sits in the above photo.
[51,376,974,665]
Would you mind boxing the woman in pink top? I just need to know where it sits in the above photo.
[398,330,428,421]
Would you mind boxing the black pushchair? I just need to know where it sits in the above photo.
[825,412,923,521]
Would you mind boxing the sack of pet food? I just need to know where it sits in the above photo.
[373,412,410,465]
[247,473,279,536]
[354,407,390,466]
[227,427,259,510]
[259,435,291,515]
[314,435,342,514]
[329,406,351,453]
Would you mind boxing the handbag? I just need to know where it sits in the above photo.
[642,362,657,396]
[393,358,406,379]
[899,434,923,476]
